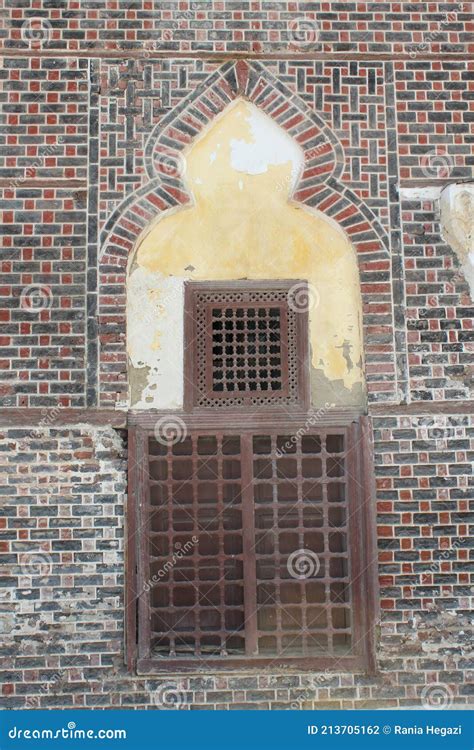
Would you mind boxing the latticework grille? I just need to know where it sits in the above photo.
[184,282,308,409]
[253,432,351,656]
[211,305,284,395]
[149,433,245,658]
[145,428,354,663]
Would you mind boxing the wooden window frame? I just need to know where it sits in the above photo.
[183,280,310,412]
[126,411,378,675]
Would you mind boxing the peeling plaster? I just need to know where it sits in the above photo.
[311,367,365,409]
[440,183,474,299]
[128,100,366,409]
[337,340,354,373]
[127,267,184,409]
[228,103,302,189]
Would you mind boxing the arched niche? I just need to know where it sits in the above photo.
[127,99,366,411]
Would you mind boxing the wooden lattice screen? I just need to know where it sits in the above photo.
[184,281,309,410]
[128,418,376,673]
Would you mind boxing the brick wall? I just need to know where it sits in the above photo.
[1,2,472,55]
[1,57,473,408]
[402,197,473,401]
[0,186,87,407]
[0,0,472,712]
[0,419,471,709]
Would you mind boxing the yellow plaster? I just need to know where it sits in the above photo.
[135,100,365,401]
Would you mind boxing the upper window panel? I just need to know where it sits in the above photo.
[184,281,310,410]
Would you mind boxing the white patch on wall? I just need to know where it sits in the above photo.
[439,183,474,299]
[398,185,443,201]
[127,267,185,408]
[229,104,302,190]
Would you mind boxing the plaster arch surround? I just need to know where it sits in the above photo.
[127,99,366,410]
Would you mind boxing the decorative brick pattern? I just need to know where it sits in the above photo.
[395,60,474,182]
[402,198,474,401]
[97,59,400,409]
[0,0,472,714]
[95,59,401,231]
[0,58,89,183]
[1,56,472,409]
[1,2,472,55]
[0,187,87,407]
[0,421,471,709]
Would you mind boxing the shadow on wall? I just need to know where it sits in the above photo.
[127,99,366,411]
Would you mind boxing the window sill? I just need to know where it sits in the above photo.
[136,654,367,675]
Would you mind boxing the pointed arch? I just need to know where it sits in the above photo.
[100,61,389,268]
[98,61,397,406]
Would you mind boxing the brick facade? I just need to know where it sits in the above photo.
[0,2,472,711]
[1,417,472,709]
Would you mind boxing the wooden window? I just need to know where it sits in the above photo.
[126,280,377,673]
[184,281,309,410]
[127,417,376,673]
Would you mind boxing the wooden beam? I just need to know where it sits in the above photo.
[0,179,87,189]
[399,178,473,189]
[127,407,364,430]
[0,48,470,62]
[369,400,474,416]
[0,401,470,429]
[0,409,127,428]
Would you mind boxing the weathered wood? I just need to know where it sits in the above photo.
[369,400,473,416]
[0,409,127,428]
[127,408,363,429]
